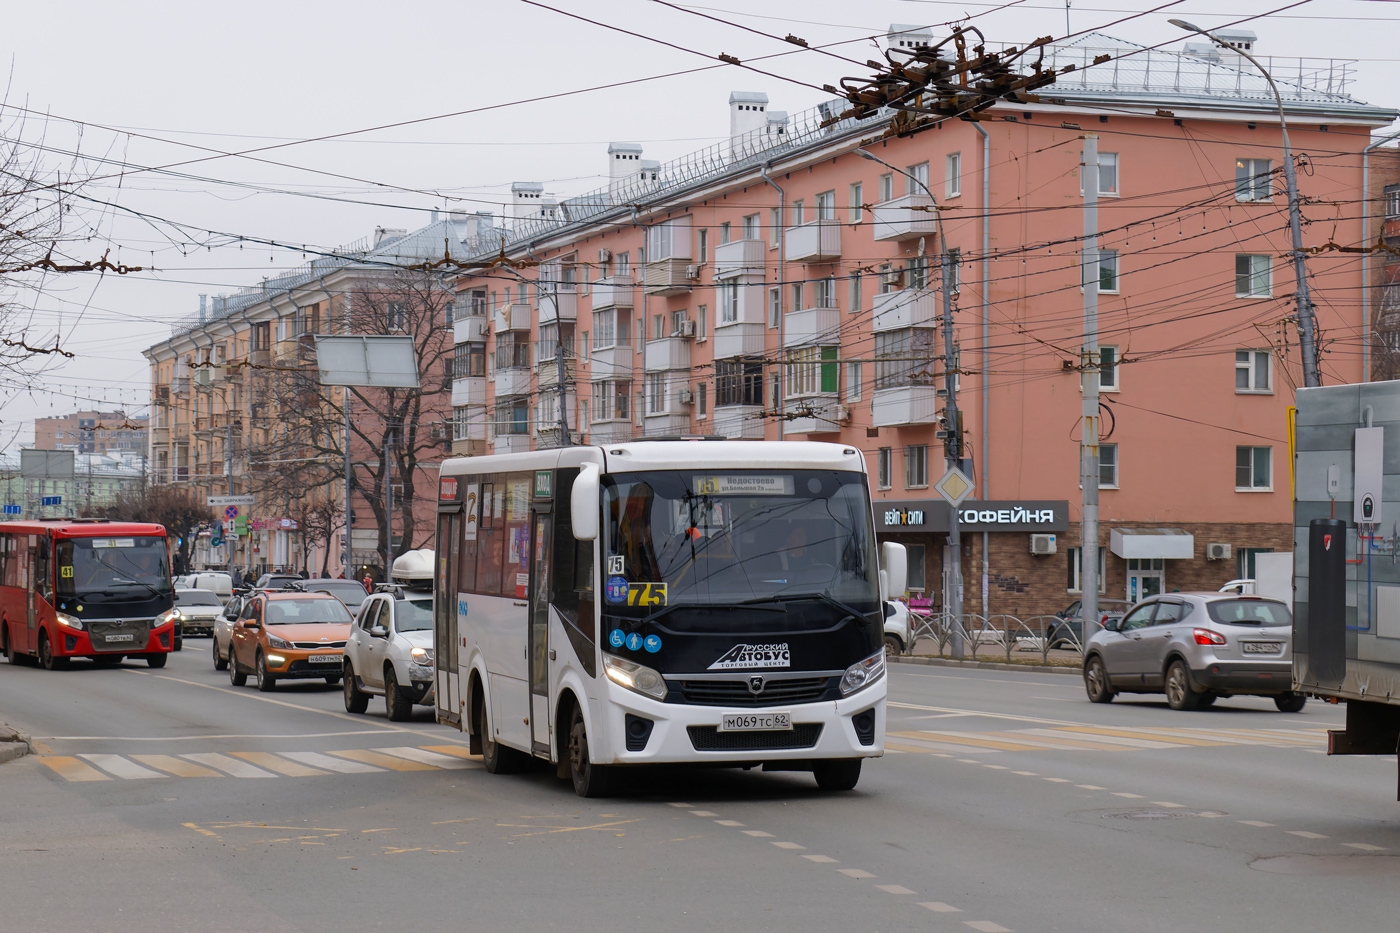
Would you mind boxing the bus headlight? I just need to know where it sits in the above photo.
[410,646,434,665]
[154,609,179,628]
[839,650,886,697]
[603,655,668,701]
[56,612,85,631]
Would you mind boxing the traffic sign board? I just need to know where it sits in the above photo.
[2,505,20,515]
[208,495,255,507]
[224,505,239,520]
[41,496,62,507]
[933,465,975,507]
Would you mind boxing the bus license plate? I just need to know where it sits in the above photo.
[1242,642,1282,654]
[719,711,792,732]
[106,634,134,642]
[308,654,339,664]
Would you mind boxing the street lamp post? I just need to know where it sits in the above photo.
[1170,19,1320,388]
[858,149,965,657]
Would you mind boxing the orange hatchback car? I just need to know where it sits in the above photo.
[228,591,355,692]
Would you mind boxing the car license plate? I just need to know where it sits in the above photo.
[106,634,134,642]
[719,711,792,732]
[308,653,339,664]
[1242,642,1282,654]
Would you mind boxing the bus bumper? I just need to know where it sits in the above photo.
[53,618,176,657]
[595,676,886,765]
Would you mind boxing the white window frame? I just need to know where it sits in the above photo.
[1097,346,1120,392]
[1236,349,1273,394]
[720,283,739,324]
[1067,546,1107,594]
[768,286,780,328]
[904,445,929,489]
[1236,158,1273,202]
[1236,445,1273,492]
[1081,153,1119,196]
[742,213,760,241]
[1099,443,1119,489]
[847,360,862,402]
[816,191,836,221]
[944,153,961,199]
[877,447,892,489]
[646,372,665,414]
[1098,248,1119,294]
[849,182,863,223]
[906,162,930,196]
[1236,254,1271,298]
[879,173,894,203]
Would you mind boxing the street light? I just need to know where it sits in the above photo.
[857,149,965,657]
[1169,19,1320,387]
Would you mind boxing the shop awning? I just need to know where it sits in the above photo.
[1110,528,1194,560]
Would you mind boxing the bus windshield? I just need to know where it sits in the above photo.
[601,469,878,617]
[56,536,172,601]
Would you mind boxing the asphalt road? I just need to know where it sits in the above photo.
[1,645,1396,932]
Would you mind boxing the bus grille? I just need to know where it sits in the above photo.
[686,724,823,751]
[670,677,834,707]
[87,619,152,653]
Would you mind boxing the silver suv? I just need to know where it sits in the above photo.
[1082,593,1303,712]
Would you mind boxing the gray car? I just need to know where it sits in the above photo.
[1082,592,1303,712]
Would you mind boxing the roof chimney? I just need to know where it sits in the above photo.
[510,181,545,224]
[608,142,645,201]
[728,91,770,160]
[886,24,933,54]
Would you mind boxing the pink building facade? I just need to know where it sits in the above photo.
[449,30,1397,619]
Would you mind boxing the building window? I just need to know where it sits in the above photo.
[786,346,838,397]
[1236,350,1272,393]
[1236,446,1272,490]
[791,199,805,227]
[877,447,892,489]
[849,182,863,222]
[906,256,929,291]
[715,358,764,406]
[1099,443,1119,488]
[768,286,780,328]
[742,213,760,240]
[1236,158,1273,202]
[1098,249,1119,293]
[879,172,894,202]
[904,445,929,488]
[698,383,707,417]
[1236,255,1271,297]
[769,209,781,246]
[906,162,929,196]
[719,222,731,245]
[1067,546,1107,594]
[771,372,781,412]
[647,372,665,413]
[1237,547,1272,579]
[816,190,836,221]
[698,228,708,262]
[846,361,862,402]
[791,282,805,313]
[454,342,486,378]
[591,380,631,421]
[906,543,927,593]
[592,309,628,348]
[617,252,630,276]
[849,269,862,313]
[946,248,961,293]
[1385,187,1400,220]
[720,283,739,324]
[671,310,687,335]
[875,329,937,389]
[698,305,707,339]
[1081,153,1119,196]
[495,332,530,369]
[944,153,960,198]
[1098,346,1119,392]
[653,314,665,341]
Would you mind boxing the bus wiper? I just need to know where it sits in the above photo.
[739,593,877,627]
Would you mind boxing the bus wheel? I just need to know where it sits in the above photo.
[3,625,17,665]
[39,632,68,670]
[813,759,862,791]
[145,653,167,669]
[478,698,524,775]
[343,661,369,714]
[568,705,613,798]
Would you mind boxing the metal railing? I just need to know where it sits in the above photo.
[903,608,1099,667]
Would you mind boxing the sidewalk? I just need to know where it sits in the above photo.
[0,722,32,765]
[891,655,1080,676]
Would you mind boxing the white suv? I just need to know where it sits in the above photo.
[342,590,435,721]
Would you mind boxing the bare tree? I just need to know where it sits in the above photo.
[84,484,209,574]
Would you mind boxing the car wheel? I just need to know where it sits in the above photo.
[812,759,862,791]
[213,638,228,671]
[1083,655,1115,703]
[568,705,613,798]
[883,633,903,656]
[1274,692,1307,713]
[146,653,167,669]
[343,661,369,714]
[1197,693,1217,708]
[255,651,276,692]
[229,649,247,686]
[384,667,413,722]
[39,632,68,670]
[1165,660,1201,711]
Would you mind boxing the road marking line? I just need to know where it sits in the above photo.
[1343,843,1387,851]
[1075,784,1106,790]
[919,902,962,913]
[1111,792,1143,798]
[1287,831,1329,839]
[1197,812,1226,818]
[978,730,1134,751]
[130,755,221,778]
[956,759,982,764]
[419,745,478,760]
[281,751,385,773]
[1151,802,1185,808]
[1239,821,1275,827]
[964,922,1012,932]
[876,884,916,895]
[1051,726,1228,747]
[373,747,476,769]
[39,729,410,742]
[715,820,745,826]
[78,754,165,779]
[1020,728,1175,750]
[181,753,276,778]
[772,841,805,850]
[1043,778,1071,783]
[689,810,719,817]
[742,831,773,837]
[327,749,436,771]
[804,855,838,863]
[884,742,941,754]
[39,756,110,782]
[901,731,1045,752]
[229,752,328,777]
[1012,771,1038,776]
[837,869,875,878]
[983,764,1010,770]
[668,802,695,807]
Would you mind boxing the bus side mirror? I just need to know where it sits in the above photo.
[882,542,907,599]
[572,462,600,541]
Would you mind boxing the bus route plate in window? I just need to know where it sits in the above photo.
[719,711,792,732]
[692,475,794,496]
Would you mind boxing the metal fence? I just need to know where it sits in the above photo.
[903,608,1096,667]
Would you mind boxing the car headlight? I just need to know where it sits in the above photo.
[56,612,85,631]
[602,654,668,701]
[409,646,434,665]
[154,608,180,628]
[839,650,886,697]
[266,633,292,649]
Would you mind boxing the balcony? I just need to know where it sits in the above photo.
[150,426,170,445]
[153,385,171,405]
[783,305,840,348]
[170,376,191,395]
[537,359,578,389]
[781,396,844,436]
[250,348,271,367]
[783,222,841,263]
[872,386,940,427]
[589,422,634,444]
[495,366,530,397]
[645,337,691,372]
[493,434,531,455]
[713,323,764,360]
[193,417,213,436]
[452,376,486,407]
[539,289,578,325]
[713,405,765,439]
[641,413,692,436]
[494,303,531,333]
[713,239,765,278]
[873,288,938,333]
[274,339,300,363]
[588,345,631,380]
[592,275,635,310]
[644,258,693,296]
[454,315,489,344]
[871,193,939,241]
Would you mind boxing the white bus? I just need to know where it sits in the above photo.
[432,440,906,797]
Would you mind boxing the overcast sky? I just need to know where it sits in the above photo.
[1,0,1395,447]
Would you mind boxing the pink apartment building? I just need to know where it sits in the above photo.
[447,27,1394,619]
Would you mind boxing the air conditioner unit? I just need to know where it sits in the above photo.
[685,264,700,279]
[193,368,214,387]
[678,389,694,405]
[1207,542,1232,561]
[1030,533,1057,556]
[834,404,852,424]
[676,320,697,337]
[475,320,490,337]
[598,248,612,263]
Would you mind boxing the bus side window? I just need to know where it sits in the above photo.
[0,533,10,588]
[458,480,479,593]
[502,473,531,599]
[478,483,505,595]
[35,537,51,603]
[551,468,597,676]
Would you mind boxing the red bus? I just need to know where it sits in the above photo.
[0,520,178,670]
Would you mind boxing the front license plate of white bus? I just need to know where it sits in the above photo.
[308,654,339,664]
[719,711,792,732]
[106,634,134,642]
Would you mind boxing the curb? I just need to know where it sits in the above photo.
[891,656,1081,676]
[0,723,33,764]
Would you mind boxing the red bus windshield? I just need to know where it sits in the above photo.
[56,536,172,602]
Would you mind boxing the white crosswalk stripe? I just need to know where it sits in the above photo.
[279,751,386,774]
[373,747,476,769]
[181,753,277,778]
[79,754,166,779]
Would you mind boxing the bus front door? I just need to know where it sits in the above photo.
[528,507,552,755]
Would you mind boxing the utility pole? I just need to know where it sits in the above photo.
[226,421,236,579]
[343,390,353,579]
[1081,134,1101,639]
[384,423,394,582]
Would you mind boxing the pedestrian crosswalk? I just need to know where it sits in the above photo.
[39,745,479,782]
[885,724,1330,755]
